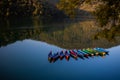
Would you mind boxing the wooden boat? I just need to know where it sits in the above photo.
[69,50,78,59]
[77,50,89,58]
[59,51,64,60]
[82,49,94,56]
[64,50,70,60]
[73,50,84,59]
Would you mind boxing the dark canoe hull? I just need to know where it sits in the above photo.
[48,51,53,61]
[69,50,78,59]
[73,50,84,59]
[52,53,59,62]
[59,51,64,60]
[65,55,70,60]
[60,56,64,60]
[77,50,89,58]
[48,52,60,63]
[65,51,70,61]
[82,49,94,57]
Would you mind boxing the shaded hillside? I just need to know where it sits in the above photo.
[0,0,66,19]
[57,0,120,29]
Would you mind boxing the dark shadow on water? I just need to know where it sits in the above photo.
[48,58,52,63]
[65,57,70,61]
[52,57,59,63]
[48,56,59,63]
[78,55,85,60]
[70,55,78,60]
[60,57,64,60]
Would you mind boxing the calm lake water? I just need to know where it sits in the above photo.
[0,18,120,80]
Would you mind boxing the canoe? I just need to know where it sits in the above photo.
[69,50,78,59]
[95,48,109,54]
[59,51,64,60]
[48,47,109,62]
[73,50,84,59]
[48,51,53,61]
[82,49,94,56]
[86,48,99,56]
[64,50,70,60]
[77,50,89,58]
[52,52,59,62]
[93,48,106,56]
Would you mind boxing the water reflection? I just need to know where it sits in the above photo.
[94,26,120,42]
[0,17,120,49]
[0,16,120,80]
[0,39,120,80]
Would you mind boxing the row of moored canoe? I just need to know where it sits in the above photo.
[48,48,109,62]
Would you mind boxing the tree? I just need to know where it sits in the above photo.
[57,0,85,18]
[57,0,120,27]
[0,0,65,19]
[93,0,120,27]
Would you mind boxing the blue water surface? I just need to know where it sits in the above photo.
[0,39,120,80]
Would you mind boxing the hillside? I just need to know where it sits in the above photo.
[0,0,66,19]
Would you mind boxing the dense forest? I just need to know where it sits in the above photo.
[0,0,120,48]
[57,0,120,28]
[0,0,120,28]
[0,0,66,19]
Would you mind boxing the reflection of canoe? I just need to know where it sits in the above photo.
[69,50,78,59]
[77,50,89,58]
[65,51,70,60]
[59,51,64,60]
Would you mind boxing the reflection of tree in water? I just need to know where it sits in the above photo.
[0,19,120,49]
[94,26,120,42]
[0,17,66,47]
[0,29,40,47]
[40,22,120,49]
